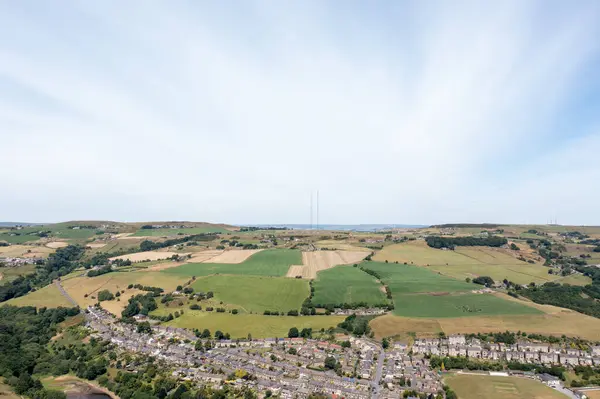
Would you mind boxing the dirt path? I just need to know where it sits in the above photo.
[54,280,78,307]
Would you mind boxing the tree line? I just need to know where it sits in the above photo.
[425,235,508,249]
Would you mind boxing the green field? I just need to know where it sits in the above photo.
[191,274,308,313]
[0,264,37,284]
[364,262,474,294]
[150,309,345,338]
[392,293,542,318]
[311,265,388,306]
[0,232,40,244]
[164,249,301,277]
[5,283,73,308]
[132,227,228,236]
[444,373,568,399]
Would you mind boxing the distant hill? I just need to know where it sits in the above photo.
[0,222,43,227]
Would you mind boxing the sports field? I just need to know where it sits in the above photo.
[191,275,309,313]
[151,310,345,338]
[132,226,228,236]
[444,374,568,399]
[392,292,542,318]
[164,249,302,277]
[311,265,388,306]
[5,283,73,308]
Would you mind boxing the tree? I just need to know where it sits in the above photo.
[510,243,520,251]
[201,329,211,338]
[382,338,389,349]
[324,356,337,370]
[136,321,152,334]
[288,327,299,338]
[97,290,114,302]
[472,276,495,287]
[215,330,225,340]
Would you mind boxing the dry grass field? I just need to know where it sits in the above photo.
[206,249,263,263]
[45,241,69,249]
[86,242,107,248]
[0,244,54,258]
[5,283,73,308]
[60,271,188,313]
[286,250,369,279]
[109,251,188,263]
[581,390,600,399]
[188,250,224,263]
[444,373,568,399]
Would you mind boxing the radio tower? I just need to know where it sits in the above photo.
[316,190,319,230]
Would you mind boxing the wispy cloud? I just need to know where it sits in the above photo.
[1,1,599,224]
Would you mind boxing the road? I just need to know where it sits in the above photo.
[371,346,385,399]
[54,279,78,307]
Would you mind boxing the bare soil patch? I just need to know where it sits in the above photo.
[207,249,263,264]
[146,261,187,272]
[109,251,188,263]
[429,292,450,296]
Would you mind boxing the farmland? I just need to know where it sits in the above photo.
[374,241,586,285]
[164,249,302,277]
[132,226,228,236]
[444,373,568,399]
[191,275,309,313]
[311,265,388,306]
[0,264,36,283]
[150,309,345,339]
[363,262,474,294]
[392,292,542,318]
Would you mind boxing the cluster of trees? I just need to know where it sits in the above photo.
[287,327,313,338]
[97,290,115,302]
[121,294,158,318]
[0,306,80,399]
[0,245,85,302]
[518,281,600,318]
[429,356,566,379]
[87,265,112,277]
[472,276,495,287]
[338,315,371,336]
[425,235,508,249]
[139,233,216,252]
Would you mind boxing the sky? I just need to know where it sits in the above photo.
[1,1,600,226]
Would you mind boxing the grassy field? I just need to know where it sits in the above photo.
[132,227,228,236]
[191,275,309,313]
[581,390,600,399]
[311,265,388,306]
[0,264,36,284]
[370,294,600,341]
[0,244,55,258]
[363,262,473,294]
[164,249,302,277]
[444,373,568,399]
[392,292,542,318]
[0,231,40,244]
[5,283,73,308]
[151,309,345,338]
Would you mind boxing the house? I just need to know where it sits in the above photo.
[448,335,466,345]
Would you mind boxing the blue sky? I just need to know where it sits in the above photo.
[1,1,599,225]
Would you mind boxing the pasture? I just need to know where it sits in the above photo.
[191,275,309,313]
[444,374,568,399]
[311,265,388,306]
[151,309,345,338]
[0,232,40,244]
[363,262,473,294]
[5,283,73,308]
[165,249,302,277]
[132,226,228,236]
[203,249,263,264]
[392,292,542,318]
